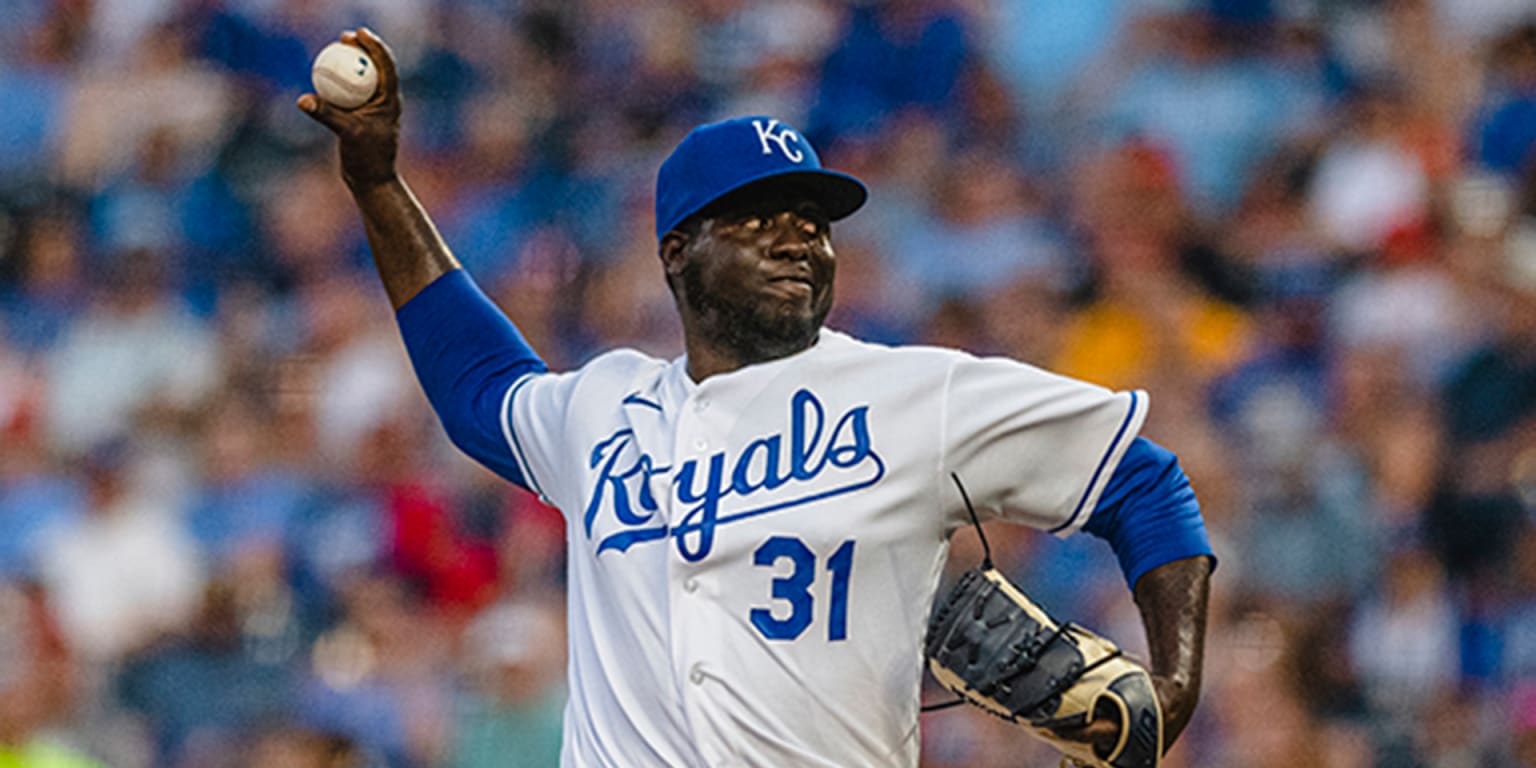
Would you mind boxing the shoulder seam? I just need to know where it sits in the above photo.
[501,371,549,501]
[1049,390,1144,535]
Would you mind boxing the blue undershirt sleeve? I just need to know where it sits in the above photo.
[1083,437,1216,590]
[394,269,548,488]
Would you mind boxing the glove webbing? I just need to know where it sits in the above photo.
[921,474,1127,718]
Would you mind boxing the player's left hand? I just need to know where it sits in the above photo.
[296,27,402,190]
[1048,675,1191,758]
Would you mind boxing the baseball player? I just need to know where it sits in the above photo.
[299,29,1214,768]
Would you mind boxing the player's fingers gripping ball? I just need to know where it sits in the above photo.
[926,567,1163,768]
[311,41,379,109]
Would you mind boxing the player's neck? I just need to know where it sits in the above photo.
[683,332,818,382]
[685,346,739,382]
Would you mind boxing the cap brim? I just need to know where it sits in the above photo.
[685,169,869,229]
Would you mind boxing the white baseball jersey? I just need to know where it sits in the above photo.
[500,328,1146,767]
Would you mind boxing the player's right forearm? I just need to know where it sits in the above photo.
[348,176,461,310]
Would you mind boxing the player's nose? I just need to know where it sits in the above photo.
[764,216,817,261]
[767,236,812,262]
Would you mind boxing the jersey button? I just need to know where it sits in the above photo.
[693,438,708,451]
[689,664,706,685]
[695,398,710,412]
[683,577,699,593]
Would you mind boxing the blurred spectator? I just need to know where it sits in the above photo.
[0,582,102,767]
[825,234,924,346]
[117,581,297,765]
[89,127,254,292]
[260,163,367,292]
[481,233,588,368]
[418,96,545,280]
[1380,0,1482,151]
[1432,232,1536,580]
[491,492,569,606]
[59,21,236,189]
[242,726,373,768]
[34,439,205,663]
[1307,82,1431,255]
[41,249,219,456]
[2,203,91,353]
[190,0,316,95]
[575,211,687,357]
[1289,603,1370,724]
[1512,681,1536,767]
[0,385,81,583]
[980,268,1071,367]
[1499,526,1536,684]
[826,111,949,340]
[809,0,974,144]
[887,147,1068,317]
[1474,25,1536,177]
[1097,7,1325,217]
[0,6,71,196]
[1207,262,1333,483]
[1229,438,1378,606]
[447,600,565,768]
[1199,610,1336,768]
[359,416,498,616]
[984,0,1135,121]
[705,0,841,125]
[1326,220,1479,388]
[1348,540,1460,716]
[297,575,453,767]
[185,396,311,571]
[1433,0,1536,48]
[1413,688,1505,766]
[1053,142,1255,392]
[297,273,415,467]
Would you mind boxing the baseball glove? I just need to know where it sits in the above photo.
[924,565,1163,768]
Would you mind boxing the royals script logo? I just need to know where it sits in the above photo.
[583,389,884,561]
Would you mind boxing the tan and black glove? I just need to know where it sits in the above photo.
[925,566,1163,768]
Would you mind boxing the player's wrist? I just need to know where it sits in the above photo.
[343,166,401,193]
[338,120,400,188]
[1151,675,1199,749]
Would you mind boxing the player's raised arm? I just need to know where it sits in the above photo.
[297,28,454,308]
[297,28,547,488]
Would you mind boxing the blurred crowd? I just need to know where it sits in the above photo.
[3,0,1536,765]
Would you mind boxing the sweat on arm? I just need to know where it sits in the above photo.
[395,269,547,487]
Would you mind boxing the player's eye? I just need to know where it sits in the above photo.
[795,204,830,234]
[740,216,765,232]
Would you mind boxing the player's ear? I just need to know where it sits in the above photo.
[659,230,690,277]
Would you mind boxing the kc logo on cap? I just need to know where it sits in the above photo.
[753,119,805,163]
[655,115,868,239]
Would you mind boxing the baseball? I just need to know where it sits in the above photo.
[311,41,378,109]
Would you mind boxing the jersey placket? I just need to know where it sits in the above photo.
[668,385,733,768]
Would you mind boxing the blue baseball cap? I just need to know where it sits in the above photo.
[655,116,868,239]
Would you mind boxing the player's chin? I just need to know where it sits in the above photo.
[763,304,827,346]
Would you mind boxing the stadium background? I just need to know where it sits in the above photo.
[3,0,1536,765]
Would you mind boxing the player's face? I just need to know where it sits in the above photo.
[672,194,835,362]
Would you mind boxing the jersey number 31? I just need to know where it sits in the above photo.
[750,536,854,642]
